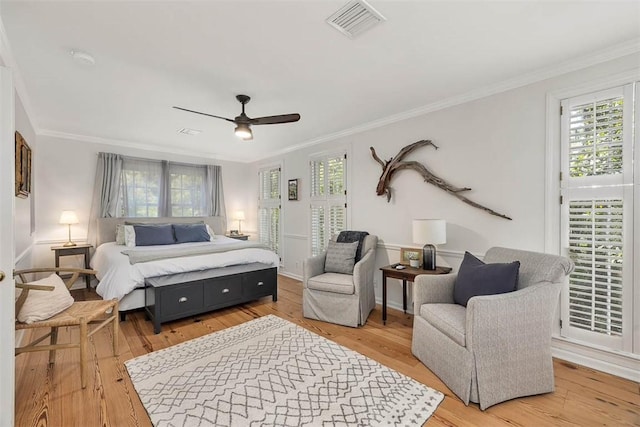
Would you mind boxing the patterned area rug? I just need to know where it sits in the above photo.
[125,315,444,426]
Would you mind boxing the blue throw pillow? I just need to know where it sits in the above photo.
[453,251,520,306]
[133,224,175,246]
[173,223,211,243]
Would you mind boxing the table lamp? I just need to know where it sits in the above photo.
[412,219,446,270]
[234,210,245,234]
[59,210,79,247]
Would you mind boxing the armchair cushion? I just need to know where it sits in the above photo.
[16,273,74,324]
[420,303,467,346]
[324,241,359,274]
[307,272,354,295]
[454,251,520,306]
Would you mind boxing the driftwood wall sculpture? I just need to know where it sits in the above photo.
[370,139,512,220]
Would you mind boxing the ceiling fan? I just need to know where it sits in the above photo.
[173,95,301,141]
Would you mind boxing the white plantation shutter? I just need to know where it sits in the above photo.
[258,166,281,257]
[567,199,624,337]
[310,153,347,256]
[310,205,325,256]
[310,159,325,197]
[560,84,634,352]
[567,94,625,184]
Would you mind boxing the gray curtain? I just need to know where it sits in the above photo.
[87,152,123,247]
[206,165,226,230]
[158,160,170,217]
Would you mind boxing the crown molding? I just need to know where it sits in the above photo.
[37,129,247,163]
[260,38,640,163]
[0,17,39,132]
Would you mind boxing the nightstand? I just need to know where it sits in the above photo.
[51,244,93,289]
[380,264,452,325]
[225,234,249,241]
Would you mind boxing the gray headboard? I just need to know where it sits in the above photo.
[96,216,226,247]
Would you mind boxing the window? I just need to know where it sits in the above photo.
[119,157,218,218]
[310,153,347,256]
[169,164,206,217]
[559,84,635,352]
[258,166,281,256]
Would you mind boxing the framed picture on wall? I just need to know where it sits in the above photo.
[15,131,31,198]
[288,179,299,201]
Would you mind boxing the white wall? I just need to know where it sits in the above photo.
[252,52,640,311]
[32,135,252,267]
[14,92,35,269]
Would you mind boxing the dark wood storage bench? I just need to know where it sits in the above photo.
[144,262,277,334]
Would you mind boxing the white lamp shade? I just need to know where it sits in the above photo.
[412,219,446,245]
[59,210,79,225]
[234,210,246,221]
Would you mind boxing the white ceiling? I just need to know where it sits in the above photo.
[2,1,639,163]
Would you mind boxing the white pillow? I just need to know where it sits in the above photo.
[206,224,215,241]
[17,273,74,324]
[115,224,126,245]
[124,225,136,247]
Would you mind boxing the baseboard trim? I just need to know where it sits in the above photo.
[551,337,640,382]
[278,270,302,281]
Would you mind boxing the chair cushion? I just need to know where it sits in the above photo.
[420,303,467,347]
[324,241,359,274]
[307,272,355,295]
[17,273,74,324]
[453,251,520,306]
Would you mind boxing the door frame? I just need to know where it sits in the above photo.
[0,65,15,427]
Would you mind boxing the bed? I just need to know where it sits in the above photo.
[91,216,280,319]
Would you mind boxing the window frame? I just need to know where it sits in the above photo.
[118,157,210,218]
[309,150,348,256]
[257,163,282,258]
[545,72,639,358]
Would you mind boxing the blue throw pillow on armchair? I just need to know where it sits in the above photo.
[453,251,520,306]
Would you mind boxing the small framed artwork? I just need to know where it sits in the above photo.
[15,131,31,198]
[400,247,423,267]
[288,179,299,201]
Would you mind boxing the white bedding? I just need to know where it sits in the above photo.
[92,236,280,301]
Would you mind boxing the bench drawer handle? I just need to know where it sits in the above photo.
[178,297,188,303]
[257,281,264,286]
[222,288,230,294]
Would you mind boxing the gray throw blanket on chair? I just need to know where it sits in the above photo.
[337,231,369,262]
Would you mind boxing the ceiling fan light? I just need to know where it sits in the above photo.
[234,124,253,140]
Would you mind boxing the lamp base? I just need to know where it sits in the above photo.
[63,241,77,247]
[423,244,437,270]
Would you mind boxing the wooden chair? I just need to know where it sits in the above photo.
[14,267,119,389]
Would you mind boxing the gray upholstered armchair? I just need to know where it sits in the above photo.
[303,234,378,327]
[412,247,574,410]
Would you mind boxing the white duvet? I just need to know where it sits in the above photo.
[91,236,280,301]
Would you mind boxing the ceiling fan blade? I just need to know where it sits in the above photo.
[249,113,301,125]
[173,106,235,123]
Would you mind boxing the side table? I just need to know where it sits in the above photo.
[51,244,93,290]
[380,264,452,325]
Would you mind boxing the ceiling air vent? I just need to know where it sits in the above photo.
[326,0,386,39]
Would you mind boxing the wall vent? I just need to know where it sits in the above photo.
[326,0,386,39]
[177,127,201,136]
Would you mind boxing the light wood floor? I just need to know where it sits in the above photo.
[15,275,640,426]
